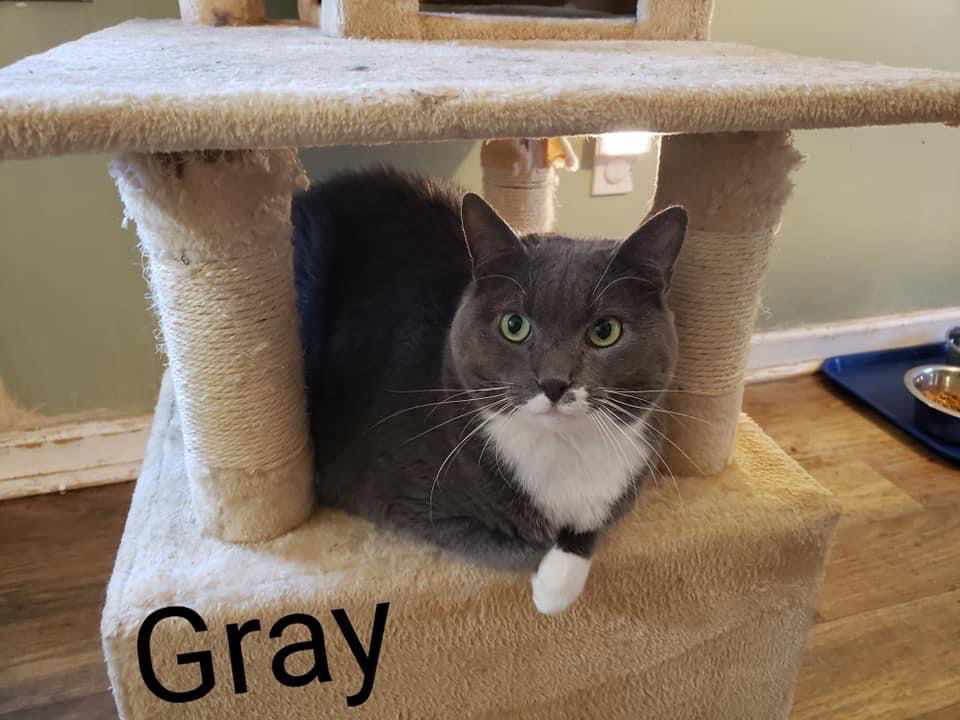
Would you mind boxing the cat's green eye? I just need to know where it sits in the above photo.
[499,313,531,343]
[588,318,622,348]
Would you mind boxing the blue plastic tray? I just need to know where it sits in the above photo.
[820,341,960,464]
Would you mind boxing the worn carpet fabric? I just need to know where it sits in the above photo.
[102,373,839,719]
[651,131,805,477]
[110,150,315,543]
[323,0,714,41]
[2,20,960,159]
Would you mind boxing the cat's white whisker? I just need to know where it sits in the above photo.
[628,418,683,506]
[637,406,708,427]
[491,406,520,486]
[477,431,496,466]
[475,273,527,296]
[603,395,700,468]
[602,391,709,425]
[459,396,515,439]
[590,411,620,463]
[598,398,689,502]
[600,387,697,396]
[630,412,705,480]
[588,413,630,492]
[401,397,510,446]
[594,405,654,495]
[598,406,649,469]
[593,275,658,303]
[597,408,630,465]
[587,250,663,303]
[588,247,620,302]
[372,392,508,431]
[424,388,511,420]
[387,384,513,394]
[429,404,507,523]
[488,399,645,532]
[592,409,633,486]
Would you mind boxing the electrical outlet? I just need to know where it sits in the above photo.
[592,154,635,196]
[591,131,653,196]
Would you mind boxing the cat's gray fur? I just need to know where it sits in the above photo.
[293,168,685,581]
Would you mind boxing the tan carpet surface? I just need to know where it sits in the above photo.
[2,19,959,159]
[325,0,713,41]
[101,374,839,719]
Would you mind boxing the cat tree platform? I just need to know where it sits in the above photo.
[102,374,838,719]
[2,19,960,159]
[3,15,959,719]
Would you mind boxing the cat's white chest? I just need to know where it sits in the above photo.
[484,411,649,532]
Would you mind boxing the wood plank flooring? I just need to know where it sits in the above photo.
[1,375,957,719]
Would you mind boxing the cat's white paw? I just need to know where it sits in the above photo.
[531,547,591,615]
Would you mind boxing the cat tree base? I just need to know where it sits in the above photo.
[102,374,839,720]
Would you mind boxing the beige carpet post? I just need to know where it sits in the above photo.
[298,0,321,25]
[481,139,568,235]
[651,131,804,476]
[178,0,265,25]
[110,150,315,542]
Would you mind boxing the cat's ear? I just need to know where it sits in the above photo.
[616,206,688,290]
[461,193,522,270]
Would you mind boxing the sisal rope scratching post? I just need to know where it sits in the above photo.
[111,150,315,542]
[481,138,577,235]
[651,132,804,476]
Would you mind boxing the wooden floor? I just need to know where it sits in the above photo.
[0,375,958,719]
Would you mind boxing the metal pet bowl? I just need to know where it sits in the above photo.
[904,365,960,445]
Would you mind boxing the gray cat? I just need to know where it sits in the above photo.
[293,168,686,614]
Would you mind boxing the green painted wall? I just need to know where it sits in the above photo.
[0,1,179,416]
[0,0,957,416]
[712,0,960,329]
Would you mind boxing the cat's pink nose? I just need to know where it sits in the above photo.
[538,379,570,403]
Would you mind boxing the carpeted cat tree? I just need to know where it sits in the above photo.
[2,0,959,717]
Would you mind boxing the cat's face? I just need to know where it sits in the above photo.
[449,195,686,433]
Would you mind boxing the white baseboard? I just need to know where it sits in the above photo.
[2,307,957,499]
[746,306,960,384]
[0,415,151,501]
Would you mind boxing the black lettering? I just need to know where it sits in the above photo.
[137,606,215,703]
[225,619,261,694]
[331,602,390,707]
[269,613,332,688]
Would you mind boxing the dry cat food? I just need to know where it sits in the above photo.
[923,388,960,413]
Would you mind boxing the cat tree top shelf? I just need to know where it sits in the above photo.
[1,19,959,159]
